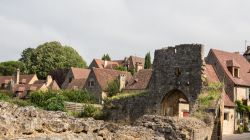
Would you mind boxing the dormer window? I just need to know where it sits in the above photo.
[88,79,95,87]
[226,59,240,78]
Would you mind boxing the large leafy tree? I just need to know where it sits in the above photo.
[101,54,111,61]
[144,52,152,69]
[20,41,87,79]
[0,61,26,76]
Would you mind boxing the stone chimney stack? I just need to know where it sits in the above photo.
[119,74,126,92]
[16,68,20,84]
[46,75,53,86]
[104,60,108,68]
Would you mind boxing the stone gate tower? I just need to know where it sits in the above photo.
[149,44,205,117]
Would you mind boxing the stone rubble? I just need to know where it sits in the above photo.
[0,102,210,140]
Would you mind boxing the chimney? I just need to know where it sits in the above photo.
[46,75,53,87]
[119,74,126,92]
[16,68,20,84]
[104,60,108,68]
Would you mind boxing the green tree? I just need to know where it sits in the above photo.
[20,41,87,79]
[19,48,35,74]
[114,66,127,71]
[144,52,152,69]
[101,54,111,61]
[0,61,26,76]
[106,79,120,97]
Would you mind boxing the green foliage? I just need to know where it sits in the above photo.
[128,68,135,75]
[101,54,111,61]
[0,92,12,101]
[114,66,127,71]
[61,90,96,104]
[0,61,26,76]
[10,98,33,107]
[144,52,152,69]
[192,82,223,122]
[79,104,105,120]
[45,95,65,111]
[106,91,148,102]
[236,100,250,113]
[106,79,120,97]
[238,125,244,134]
[20,41,87,79]
[30,90,58,107]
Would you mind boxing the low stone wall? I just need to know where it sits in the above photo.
[64,102,102,112]
[104,94,152,123]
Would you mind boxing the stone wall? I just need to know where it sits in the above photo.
[149,44,205,115]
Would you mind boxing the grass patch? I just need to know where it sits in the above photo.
[192,82,223,122]
[105,91,148,102]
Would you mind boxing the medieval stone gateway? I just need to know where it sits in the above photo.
[161,89,189,117]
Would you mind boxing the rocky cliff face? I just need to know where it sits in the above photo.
[0,102,211,140]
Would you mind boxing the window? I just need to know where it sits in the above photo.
[234,68,240,78]
[224,112,229,121]
[69,77,73,83]
[88,79,95,87]
[175,67,181,77]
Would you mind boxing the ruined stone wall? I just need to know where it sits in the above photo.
[149,44,205,114]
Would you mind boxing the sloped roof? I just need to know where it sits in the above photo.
[48,80,60,90]
[91,59,120,69]
[33,80,46,84]
[67,78,86,89]
[13,83,44,92]
[0,74,36,84]
[130,56,145,67]
[92,68,132,90]
[125,69,152,90]
[244,47,250,55]
[204,64,220,83]
[226,59,240,68]
[210,49,250,86]
[71,67,90,79]
[224,93,235,107]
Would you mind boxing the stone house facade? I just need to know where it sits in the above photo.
[84,68,132,104]
[206,49,250,134]
[61,67,90,90]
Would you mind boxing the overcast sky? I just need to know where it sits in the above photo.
[0,0,249,64]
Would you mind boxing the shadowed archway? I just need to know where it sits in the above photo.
[161,89,189,117]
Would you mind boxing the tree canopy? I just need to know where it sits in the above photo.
[101,54,111,61]
[144,52,152,69]
[19,41,87,79]
[0,61,25,76]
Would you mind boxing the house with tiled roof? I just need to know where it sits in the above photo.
[89,59,121,69]
[0,69,60,98]
[206,49,250,134]
[89,55,145,73]
[61,67,90,90]
[124,56,145,72]
[124,69,152,92]
[84,68,132,103]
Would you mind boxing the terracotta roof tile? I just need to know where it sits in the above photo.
[71,67,90,79]
[224,93,235,107]
[92,68,132,90]
[0,74,36,84]
[130,56,145,68]
[67,78,86,89]
[91,59,120,69]
[211,49,250,86]
[125,69,152,90]
[204,64,220,83]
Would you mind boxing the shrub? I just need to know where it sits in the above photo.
[79,104,105,119]
[0,92,11,101]
[45,95,65,111]
[62,90,95,104]
[106,79,120,97]
[30,90,58,107]
[10,98,33,107]
[238,125,244,134]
